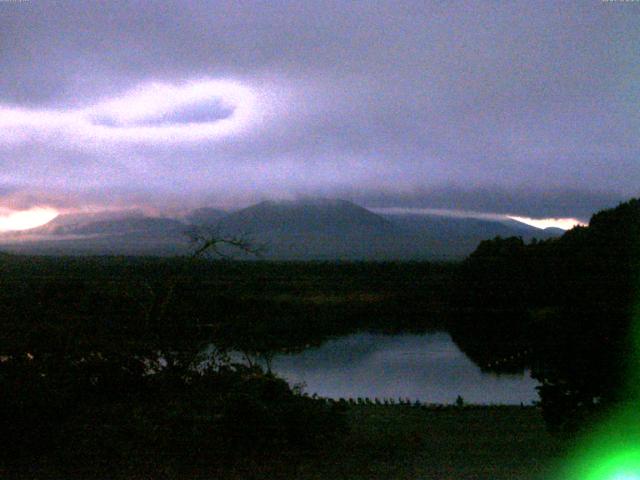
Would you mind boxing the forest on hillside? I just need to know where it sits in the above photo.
[453,198,640,433]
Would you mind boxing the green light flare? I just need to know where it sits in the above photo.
[567,448,640,480]
[557,406,640,479]
[630,302,640,399]
[546,205,640,479]
[558,297,640,479]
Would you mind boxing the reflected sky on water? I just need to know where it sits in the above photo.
[271,332,539,405]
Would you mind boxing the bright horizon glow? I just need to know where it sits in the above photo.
[371,207,586,231]
[508,215,587,230]
[0,207,59,232]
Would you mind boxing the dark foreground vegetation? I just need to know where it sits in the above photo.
[0,257,454,477]
[1,198,639,477]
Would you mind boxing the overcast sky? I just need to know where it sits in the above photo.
[1,0,639,220]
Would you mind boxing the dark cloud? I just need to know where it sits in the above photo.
[0,1,638,217]
[347,186,627,220]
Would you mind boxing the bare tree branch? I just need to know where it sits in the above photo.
[185,226,266,260]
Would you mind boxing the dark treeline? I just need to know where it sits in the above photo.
[452,198,640,433]
[0,257,453,352]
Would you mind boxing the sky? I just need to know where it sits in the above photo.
[1,0,639,229]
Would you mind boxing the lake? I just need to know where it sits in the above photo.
[268,332,539,405]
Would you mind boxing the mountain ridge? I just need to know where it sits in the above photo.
[216,198,394,235]
[0,198,563,259]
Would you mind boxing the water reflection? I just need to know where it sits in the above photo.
[270,332,539,405]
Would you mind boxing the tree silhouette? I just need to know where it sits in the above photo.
[454,198,640,433]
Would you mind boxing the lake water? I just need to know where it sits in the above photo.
[269,332,540,405]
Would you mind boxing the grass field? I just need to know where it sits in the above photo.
[3,407,569,480]
[210,405,568,480]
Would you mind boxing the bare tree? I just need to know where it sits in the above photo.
[185,226,265,259]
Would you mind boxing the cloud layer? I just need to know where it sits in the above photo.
[0,79,264,145]
[1,0,638,217]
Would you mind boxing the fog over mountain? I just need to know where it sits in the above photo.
[0,199,562,259]
[217,199,393,235]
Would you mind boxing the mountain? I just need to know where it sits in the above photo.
[28,209,147,235]
[25,210,187,239]
[388,213,566,238]
[196,199,396,260]
[65,217,186,237]
[0,199,564,259]
[208,199,561,260]
[184,207,228,227]
[387,214,535,238]
[360,215,548,261]
[217,199,393,235]
[542,226,566,236]
[2,212,191,256]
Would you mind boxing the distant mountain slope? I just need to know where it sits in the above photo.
[1,212,191,256]
[386,214,559,240]
[184,207,228,227]
[25,211,187,238]
[65,217,186,237]
[0,199,563,259]
[217,199,394,235]
[29,210,147,235]
[374,214,561,260]
[541,226,566,236]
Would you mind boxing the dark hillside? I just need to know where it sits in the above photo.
[218,199,394,235]
[452,198,640,432]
